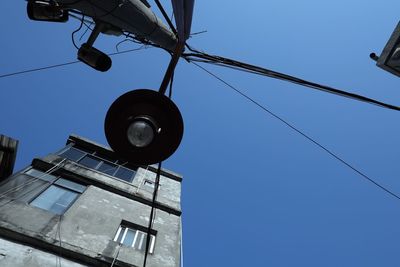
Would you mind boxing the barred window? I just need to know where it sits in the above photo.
[114,225,156,254]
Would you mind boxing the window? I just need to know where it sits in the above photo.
[114,166,135,182]
[114,225,156,254]
[0,169,55,202]
[30,174,86,214]
[59,146,137,183]
[0,168,85,215]
[97,161,118,175]
[30,177,85,215]
[79,155,102,169]
[59,147,85,161]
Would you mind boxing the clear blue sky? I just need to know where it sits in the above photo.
[1,1,400,266]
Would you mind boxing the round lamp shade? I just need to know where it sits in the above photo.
[104,89,184,165]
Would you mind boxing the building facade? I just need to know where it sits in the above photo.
[0,134,183,267]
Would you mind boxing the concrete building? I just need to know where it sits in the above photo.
[0,134,19,180]
[0,134,183,267]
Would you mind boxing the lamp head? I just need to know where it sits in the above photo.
[126,115,159,148]
[105,89,183,165]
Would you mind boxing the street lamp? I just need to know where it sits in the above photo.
[371,21,400,77]
[104,89,184,165]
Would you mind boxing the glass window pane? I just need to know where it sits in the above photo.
[137,232,146,251]
[55,178,86,193]
[115,226,126,243]
[59,147,85,162]
[137,232,154,252]
[93,152,117,164]
[114,167,135,182]
[123,229,137,247]
[25,169,57,182]
[79,155,101,169]
[149,235,155,254]
[98,161,118,176]
[30,185,78,215]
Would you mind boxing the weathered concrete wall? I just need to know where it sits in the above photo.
[0,134,183,267]
[42,155,182,214]
[134,167,182,209]
[51,186,182,267]
[0,238,84,267]
[0,185,181,267]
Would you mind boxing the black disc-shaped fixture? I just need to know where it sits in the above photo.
[104,89,184,165]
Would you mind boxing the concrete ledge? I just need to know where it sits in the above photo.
[0,221,134,267]
[67,134,183,182]
[32,158,182,216]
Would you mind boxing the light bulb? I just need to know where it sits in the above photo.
[127,119,155,148]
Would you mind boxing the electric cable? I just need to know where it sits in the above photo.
[143,162,163,267]
[110,244,122,267]
[71,15,85,49]
[183,49,400,112]
[56,214,63,267]
[191,61,400,202]
[153,0,178,36]
[79,20,94,41]
[189,30,207,38]
[69,12,94,25]
[0,160,68,213]
[0,159,65,200]
[0,46,149,79]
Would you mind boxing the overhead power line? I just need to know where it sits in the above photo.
[0,47,149,79]
[191,61,400,202]
[183,49,400,112]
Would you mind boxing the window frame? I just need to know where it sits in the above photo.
[58,146,137,183]
[26,168,86,215]
[113,225,156,254]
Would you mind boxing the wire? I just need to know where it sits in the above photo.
[0,61,79,79]
[0,161,68,212]
[71,15,85,49]
[191,61,400,202]
[183,49,400,112]
[79,21,94,41]
[189,30,207,38]
[56,214,63,267]
[115,38,144,52]
[68,11,94,25]
[70,7,164,52]
[153,0,178,36]
[143,162,162,267]
[0,47,149,79]
[0,159,65,200]
[110,244,122,267]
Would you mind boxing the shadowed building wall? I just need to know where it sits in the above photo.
[0,134,182,267]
